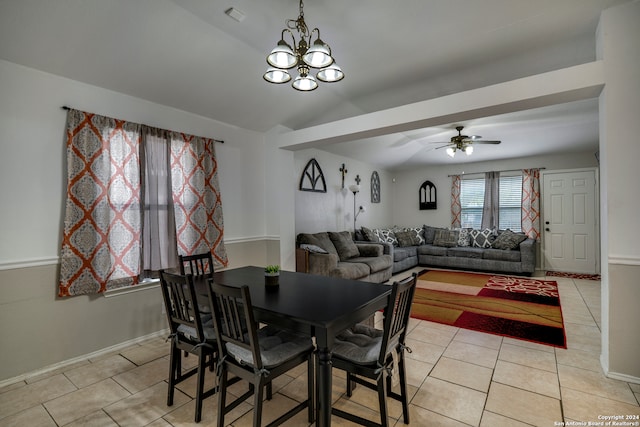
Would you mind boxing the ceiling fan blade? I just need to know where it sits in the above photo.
[471,140,501,144]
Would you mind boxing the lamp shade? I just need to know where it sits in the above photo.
[302,39,333,68]
[263,68,291,84]
[348,184,360,193]
[317,63,344,82]
[292,73,318,91]
[267,40,297,69]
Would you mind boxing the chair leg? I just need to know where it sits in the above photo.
[346,372,353,397]
[167,344,179,406]
[377,373,390,427]
[307,353,315,423]
[398,353,410,424]
[253,378,265,427]
[217,368,228,427]
[266,381,273,400]
[194,351,206,422]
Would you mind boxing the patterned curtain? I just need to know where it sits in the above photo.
[521,168,541,239]
[59,110,228,296]
[59,110,143,296]
[170,132,228,268]
[481,171,500,230]
[451,175,462,227]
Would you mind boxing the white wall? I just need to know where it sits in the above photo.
[390,152,599,229]
[294,149,394,235]
[0,60,269,382]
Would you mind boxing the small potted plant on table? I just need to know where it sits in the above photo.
[264,265,280,287]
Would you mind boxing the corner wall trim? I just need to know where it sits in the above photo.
[0,257,60,271]
[608,255,640,266]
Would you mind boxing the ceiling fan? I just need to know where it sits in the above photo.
[435,126,501,157]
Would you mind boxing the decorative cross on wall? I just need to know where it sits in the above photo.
[340,163,348,189]
[355,174,361,185]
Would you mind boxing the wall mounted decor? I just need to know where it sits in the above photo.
[299,158,327,192]
[419,180,437,210]
[339,163,348,189]
[371,171,380,203]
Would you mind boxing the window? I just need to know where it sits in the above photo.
[460,174,523,231]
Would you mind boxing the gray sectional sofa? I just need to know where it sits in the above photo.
[357,225,536,276]
[295,231,393,283]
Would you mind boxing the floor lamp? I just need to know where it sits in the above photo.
[349,184,366,232]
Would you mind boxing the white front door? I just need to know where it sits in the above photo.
[542,169,598,274]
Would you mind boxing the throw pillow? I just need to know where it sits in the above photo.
[433,229,459,248]
[470,228,495,248]
[361,226,379,242]
[405,227,425,245]
[299,244,329,254]
[395,231,419,247]
[491,230,528,250]
[328,231,360,261]
[373,228,398,245]
[423,225,442,245]
[454,228,471,247]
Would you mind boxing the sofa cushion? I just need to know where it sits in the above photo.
[454,228,472,247]
[329,231,360,261]
[433,229,459,248]
[373,228,398,245]
[447,247,484,259]
[346,255,392,274]
[417,245,449,256]
[393,246,417,262]
[361,226,379,242]
[470,228,495,248]
[492,230,528,250]
[395,230,420,247]
[483,248,522,262]
[423,225,442,244]
[405,227,425,245]
[330,262,370,280]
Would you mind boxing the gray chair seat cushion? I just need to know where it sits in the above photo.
[333,324,383,365]
[483,248,522,262]
[177,313,216,341]
[226,325,313,368]
[345,255,392,273]
[447,247,485,259]
[417,245,448,256]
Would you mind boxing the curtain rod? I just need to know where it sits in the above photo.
[448,167,546,177]
[61,106,224,143]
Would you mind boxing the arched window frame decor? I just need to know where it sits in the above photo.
[419,180,437,210]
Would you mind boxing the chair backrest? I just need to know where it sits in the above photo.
[207,281,263,370]
[377,273,418,366]
[159,270,206,343]
[179,252,215,278]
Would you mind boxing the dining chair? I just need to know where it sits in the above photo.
[159,270,217,423]
[331,273,418,427]
[179,252,215,279]
[207,281,315,427]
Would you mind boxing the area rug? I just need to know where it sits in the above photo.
[412,270,566,348]
[546,271,601,281]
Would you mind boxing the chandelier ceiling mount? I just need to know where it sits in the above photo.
[263,0,344,91]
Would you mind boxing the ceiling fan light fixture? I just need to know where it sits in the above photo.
[465,145,474,155]
[446,147,456,157]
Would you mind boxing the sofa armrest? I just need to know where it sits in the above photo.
[519,238,537,273]
[307,252,340,276]
[356,243,384,257]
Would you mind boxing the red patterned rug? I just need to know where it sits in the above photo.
[546,271,601,281]
[412,270,566,348]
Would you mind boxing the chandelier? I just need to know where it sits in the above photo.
[446,144,474,158]
[263,0,344,91]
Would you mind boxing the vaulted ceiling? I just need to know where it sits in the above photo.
[1,0,629,168]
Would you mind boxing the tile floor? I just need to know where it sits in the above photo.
[1,268,639,426]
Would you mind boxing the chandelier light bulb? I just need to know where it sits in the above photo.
[465,145,474,155]
[263,68,291,84]
[267,39,297,69]
[446,147,456,158]
[303,38,333,68]
[317,63,344,82]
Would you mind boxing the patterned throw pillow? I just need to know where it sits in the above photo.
[373,228,398,245]
[405,227,425,245]
[454,228,471,247]
[470,228,495,248]
[433,229,459,248]
[423,225,442,244]
[491,230,528,250]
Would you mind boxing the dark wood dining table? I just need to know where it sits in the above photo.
[194,265,392,427]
